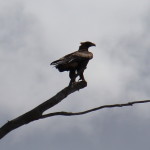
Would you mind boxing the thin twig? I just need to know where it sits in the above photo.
[40,100,150,119]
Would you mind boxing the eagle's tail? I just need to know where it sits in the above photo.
[50,60,61,65]
[50,60,68,72]
[56,65,67,72]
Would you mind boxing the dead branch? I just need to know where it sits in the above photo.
[0,80,150,140]
[0,81,87,140]
[40,100,150,118]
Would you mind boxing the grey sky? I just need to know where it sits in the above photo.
[1,0,150,150]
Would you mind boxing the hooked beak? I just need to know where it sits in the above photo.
[91,43,96,47]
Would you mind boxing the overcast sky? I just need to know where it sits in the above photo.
[1,0,150,149]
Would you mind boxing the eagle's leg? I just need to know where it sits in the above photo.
[78,72,85,81]
[77,68,86,82]
[69,70,77,85]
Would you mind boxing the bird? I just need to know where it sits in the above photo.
[50,41,96,85]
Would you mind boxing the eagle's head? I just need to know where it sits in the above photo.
[79,41,96,50]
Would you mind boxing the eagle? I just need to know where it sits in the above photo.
[50,41,96,85]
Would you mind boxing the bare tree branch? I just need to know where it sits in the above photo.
[40,100,150,118]
[0,81,87,140]
[0,80,150,140]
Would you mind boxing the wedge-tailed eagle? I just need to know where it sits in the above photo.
[50,41,96,85]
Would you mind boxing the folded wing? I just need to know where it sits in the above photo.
[50,51,93,72]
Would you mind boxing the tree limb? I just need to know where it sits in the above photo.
[40,100,150,118]
[0,81,87,140]
[1,80,150,140]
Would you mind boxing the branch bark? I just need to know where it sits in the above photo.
[0,81,150,140]
[0,81,87,140]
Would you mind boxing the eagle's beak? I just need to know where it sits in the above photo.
[91,43,96,47]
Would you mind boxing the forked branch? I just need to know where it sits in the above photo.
[0,81,150,140]
[0,81,87,139]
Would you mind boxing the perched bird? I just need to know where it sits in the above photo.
[50,41,96,85]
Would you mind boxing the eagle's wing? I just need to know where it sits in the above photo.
[50,52,75,65]
[50,51,93,66]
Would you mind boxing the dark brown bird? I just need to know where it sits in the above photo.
[50,41,96,85]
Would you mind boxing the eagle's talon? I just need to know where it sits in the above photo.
[69,81,76,87]
[78,78,82,81]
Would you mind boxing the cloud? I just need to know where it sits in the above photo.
[1,0,150,150]
[0,1,48,114]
